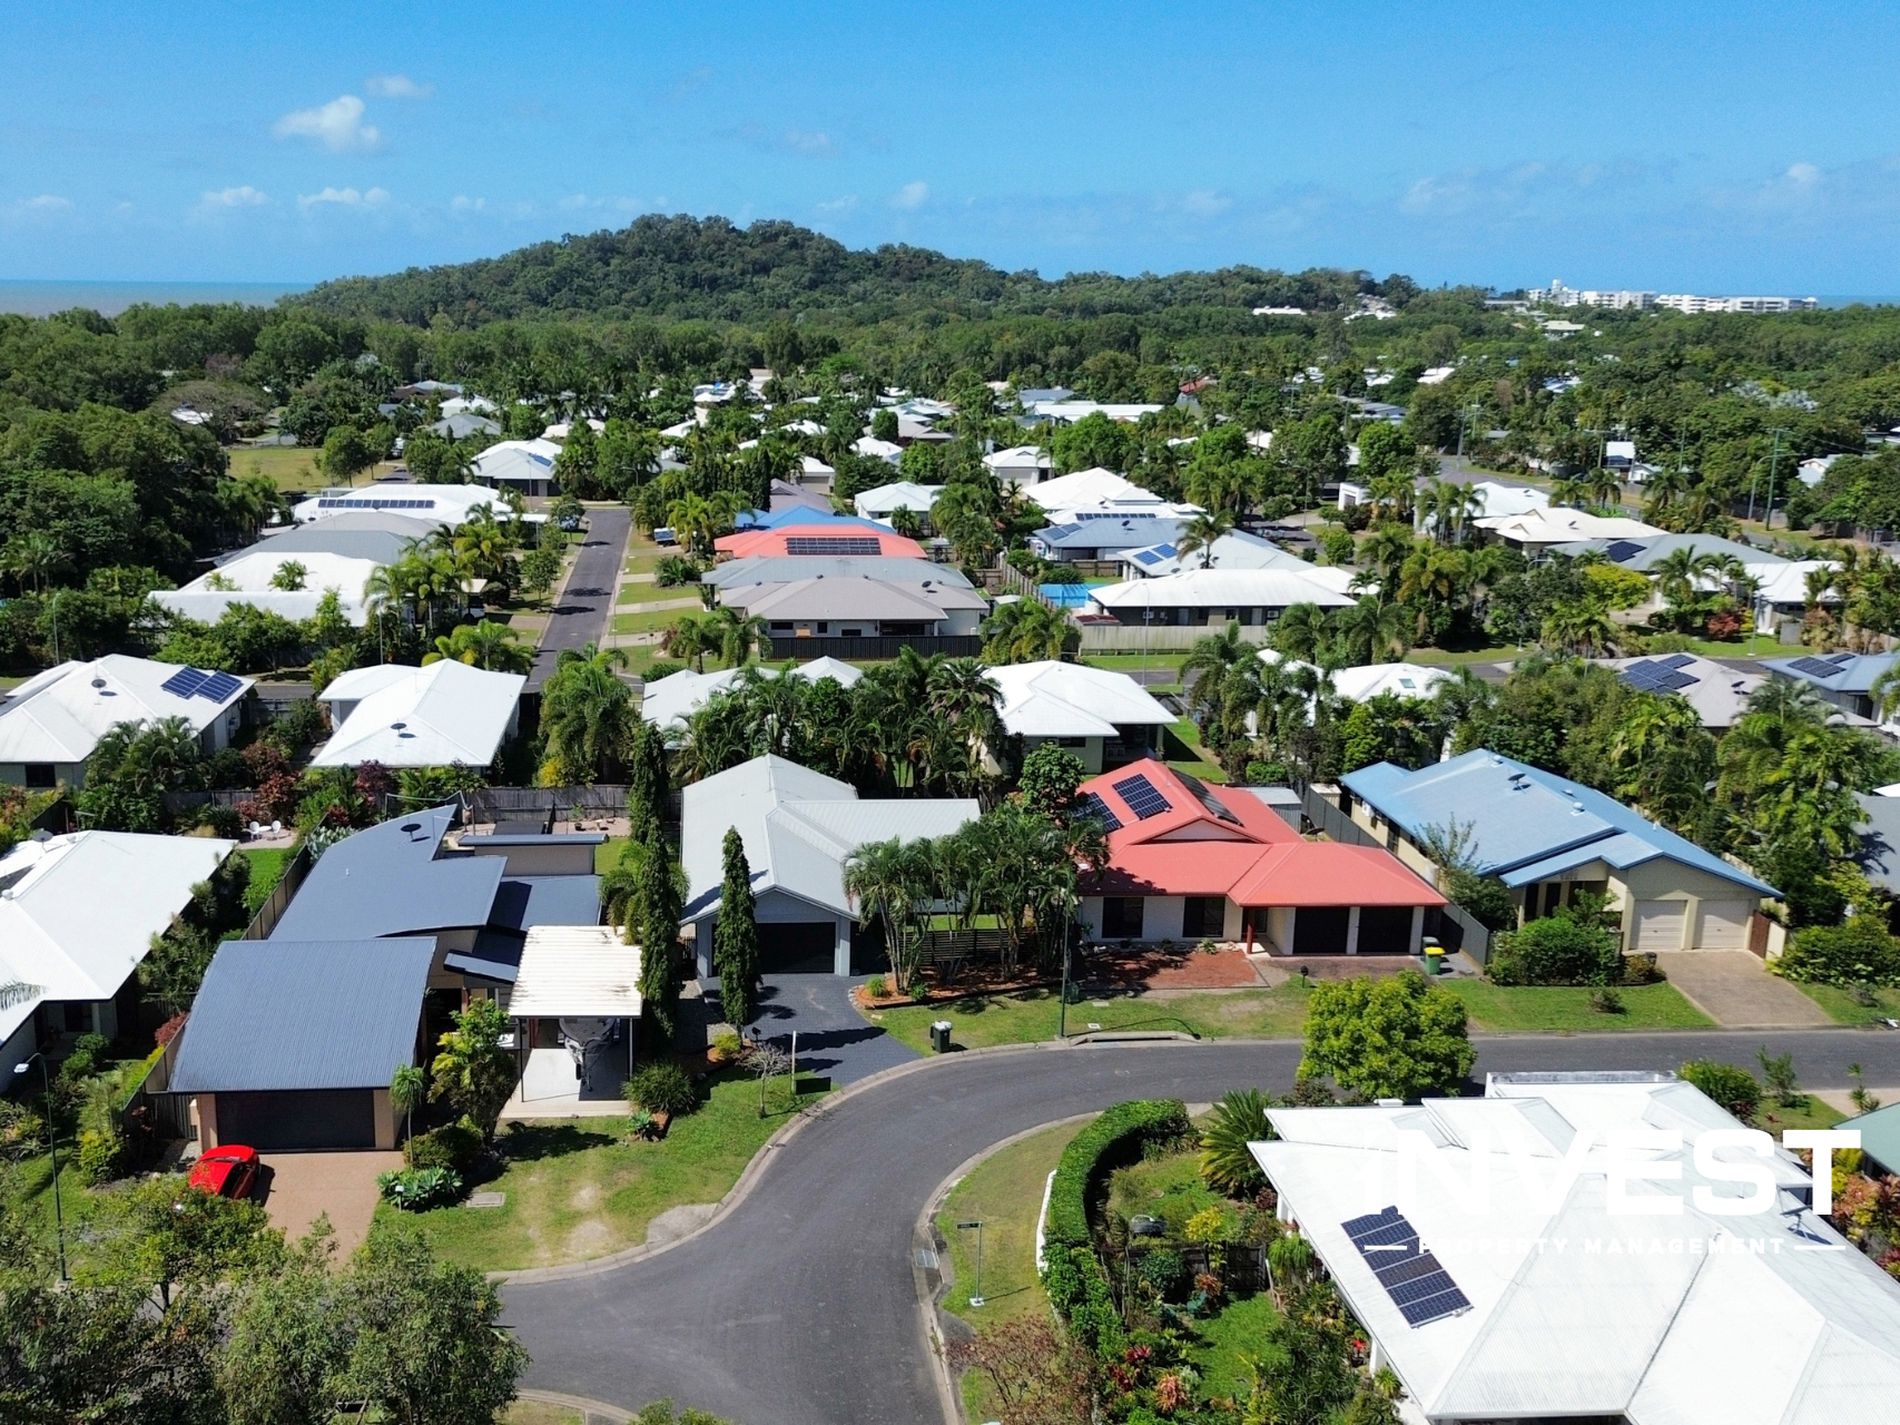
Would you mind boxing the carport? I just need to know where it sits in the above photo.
[504,925,641,1114]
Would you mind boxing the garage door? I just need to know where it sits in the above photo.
[215,1090,374,1150]
[759,921,838,974]
[1633,901,1688,953]
[1292,906,1351,954]
[1356,907,1416,954]
[1692,899,1754,951]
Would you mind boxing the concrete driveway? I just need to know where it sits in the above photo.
[1654,951,1833,1029]
[699,974,918,1086]
[259,1149,401,1256]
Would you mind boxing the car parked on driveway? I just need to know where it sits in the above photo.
[186,1144,260,1199]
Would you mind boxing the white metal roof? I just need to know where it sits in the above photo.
[639,661,863,730]
[1257,649,1452,705]
[0,831,236,1045]
[1089,566,1357,611]
[470,437,563,485]
[313,661,525,767]
[989,660,1173,738]
[0,655,253,764]
[1120,530,1308,579]
[290,482,515,527]
[1253,1080,1900,1425]
[853,481,942,517]
[851,436,903,462]
[509,925,641,1018]
[1476,506,1664,544]
[1024,467,1171,512]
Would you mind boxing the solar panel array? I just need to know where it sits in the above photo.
[1176,771,1238,824]
[315,496,435,510]
[1620,658,1699,694]
[1787,653,1855,678]
[1111,772,1173,820]
[785,536,883,556]
[1342,1205,1471,1328]
[1075,791,1122,833]
[159,666,245,703]
[1603,539,1648,562]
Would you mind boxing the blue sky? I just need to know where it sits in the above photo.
[4,1,1898,291]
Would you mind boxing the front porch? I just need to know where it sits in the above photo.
[500,1044,632,1120]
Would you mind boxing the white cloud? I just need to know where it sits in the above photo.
[273,95,382,152]
[1785,161,1822,189]
[558,193,641,214]
[17,194,72,213]
[297,185,389,210]
[815,194,860,214]
[201,185,269,209]
[782,129,835,156]
[1181,188,1233,218]
[450,194,487,212]
[890,180,929,211]
[365,73,432,100]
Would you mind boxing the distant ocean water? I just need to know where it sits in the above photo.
[0,279,310,317]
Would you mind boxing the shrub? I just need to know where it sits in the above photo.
[72,1032,110,1062]
[1774,917,1900,987]
[1135,1248,1185,1298]
[0,1099,45,1161]
[1487,914,1623,987]
[76,1124,124,1185]
[708,1031,744,1064]
[377,1165,464,1210]
[1589,988,1626,1015]
[1445,868,1517,932]
[58,1049,97,1084]
[184,803,244,838]
[405,1118,483,1173]
[862,975,887,1000]
[1679,1059,1761,1122]
[625,1061,698,1117]
[1622,952,1661,986]
[1300,972,1474,1102]
[641,660,686,682]
[1198,1088,1271,1196]
[654,555,704,588]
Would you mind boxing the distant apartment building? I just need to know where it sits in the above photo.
[1537,279,1817,314]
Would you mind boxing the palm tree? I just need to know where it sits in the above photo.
[1174,508,1236,569]
[1358,524,1414,591]
[662,613,717,673]
[844,838,924,991]
[1396,543,1471,640]
[1198,1089,1271,1195]
[0,980,42,1010]
[389,1064,426,1142]
[705,605,768,667]
[599,834,647,929]
[539,644,633,783]
[1586,466,1625,510]
[423,621,532,674]
[1271,602,1331,662]
[1332,596,1410,664]
[1,531,70,594]
[925,657,1003,748]
[979,598,1075,663]
[1540,600,1619,655]
[1179,621,1252,717]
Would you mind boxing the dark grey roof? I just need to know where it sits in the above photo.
[701,556,974,591]
[169,938,435,1092]
[488,875,602,931]
[270,806,504,941]
[220,513,439,568]
[446,931,524,983]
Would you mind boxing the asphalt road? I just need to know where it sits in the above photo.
[527,506,632,693]
[501,1029,1900,1425]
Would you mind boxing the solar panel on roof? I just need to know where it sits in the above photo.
[1075,791,1122,833]
[1787,655,1843,678]
[197,671,243,702]
[1657,653,1696,670]
[1342,1205,1471,1328]
[1111,772,1173,820]
[1603,539,1647,562]
[160,666,208,698]
[785,536,882,555]
[1133,549,1165,565]
[1652,670,1697,692]
[1176,771,1238,824]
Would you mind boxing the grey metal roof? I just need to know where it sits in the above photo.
[219,512,439,568]
[1857,794,1900,893]
[726,576,981,620]
[702,556,974,591]
[270,806,505,941]
[168,937,436,1092]
[488,875,602,930]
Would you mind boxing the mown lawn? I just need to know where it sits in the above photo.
[611,607,688,637]
[1791,981,1900,1026]
[616,580,699,607]
[593,835,630,876]
[390,1071,827,1271]
[1162,718,1224,781]
[1757,1096,1847,1134]
[229,445,405,493]
[237,844,295,918]
[866,984,1315,1054]
[1440,979,1714,1032]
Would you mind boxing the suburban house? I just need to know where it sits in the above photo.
[703,555,979,598]
[1476,505,1664,551]
[429,411,501,439]
[0,830,238,1069]
[1763,651,1899,723]
[720,575,987,638]
[1339,748,1777,951]
[851,435,903,464]
[731,507,891,535]
[470,437,564,497]
[1256,649,1453,706]
[764,478,830,518]
[1087,566,1357,628]
[1075,759,1443,952]
[1548,530,1779,574]
[217,510,440,568]
[1750,559,1842,635]
[1594,653,1774,730]
[152,550,379,626]
[290,483,521,528]
[1023,399,1165,424]
[1415,479,1545,536]
[640,659,864,731]
[852,481,942,523]
[1855,791,1900,915]
[168,937,435,1152]
[0,655,252,789]
[983,445,1053,487]
[312,661,527,769]
[1119,530,1308,579]
[1250,1073,1900,1424]
[1024,467,1200,522]
[713,525,927,561]
[988,661,1174,773]
[680,755,979,976]
[1030,516,1187,564]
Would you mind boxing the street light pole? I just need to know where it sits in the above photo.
[958,1219,985,1307]
[15,1053,68,1282]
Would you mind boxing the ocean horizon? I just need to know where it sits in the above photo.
[0,278,311,317]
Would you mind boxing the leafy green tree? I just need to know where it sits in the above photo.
[319,425,379,486]
[1486,909,1622,987]
[1678,1059,1762,1122]
[1242,1302,1359,1425]
[1018,744,1086,818]
[636,819,685,1043]
[713,828,761,1026]
[217,1230,346,1425]
[427,1000,514,1140]
[538,643,634,783]
[1300,971,1474,1101]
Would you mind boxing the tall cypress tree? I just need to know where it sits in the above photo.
[713,827,761,1026]
[636,817,683,1045]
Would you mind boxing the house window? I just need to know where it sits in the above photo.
[816,622,830,634]
[23,764,56,789]
[1181,896,1225,939]
[1101,897,1146,939]
[1054,736,1087,748]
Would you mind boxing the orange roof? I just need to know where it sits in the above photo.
[715,525,927,559]
[1079,759,1443,909]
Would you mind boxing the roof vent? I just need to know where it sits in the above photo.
[399,821,422,834]
[391,721,407,730]
[90,677,106,689]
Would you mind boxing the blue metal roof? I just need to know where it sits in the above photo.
[270,806,506,942]
[489,875,602,931]
[1342,749,1776,895]
[169,938,436,1092]
[1763,652,1897,695]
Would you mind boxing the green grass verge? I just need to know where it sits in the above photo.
[229,446,404,493]
[389,1071,828,1271]
[237,844,295,918]
[866,984,1316,1054]
[1440,979,1713,1031]
[1790,981,1900,1026]
[1758,1097,1847,1134]
[615,580,699,607]
[1188,1293,1282,1403]
[611,607,689,637]
[501,1404,585,1425]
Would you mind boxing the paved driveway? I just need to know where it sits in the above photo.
[502,1028,1900,1425]
[698,974,918,1086]
[528,506,632,692]
[1654,951,1833,1028]
[259,1149,401,1256]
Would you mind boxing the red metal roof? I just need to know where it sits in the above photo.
[715,525,927,559]
[1078,759,1443,909]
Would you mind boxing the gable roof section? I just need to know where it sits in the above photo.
[989,661,1173,738]
[1123,530,1307,578]
[703,555,974,591]
[312,661,524,768]
[639,660,863,730]
[731,576,974,622]
[1342,749,1775,894]
[714,525,926,559]
[1079,759,1441,908]
[1547,531,1786,571]
[168,937,436,1093]
[1088,566,1357,611]
[270,805,506,941]
[0,655,252,765]
[1034,517,1188,552]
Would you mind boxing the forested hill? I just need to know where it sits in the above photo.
[293,213,1401,326]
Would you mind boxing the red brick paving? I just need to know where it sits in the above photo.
[1085,944,1267,989]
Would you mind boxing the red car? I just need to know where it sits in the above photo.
[186,1145,260,1200]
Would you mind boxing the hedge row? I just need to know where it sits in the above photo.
[1040,1098,1190,1356]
